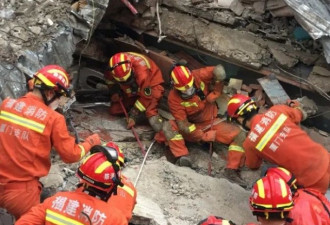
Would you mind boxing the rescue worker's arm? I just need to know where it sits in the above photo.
[177,119,204,141]
[286,96,318,121]
[193,66,215,83]
[51,114,100,163]
[15,201,47,224]
[104,71,122,102]
[206,65,226,103]
[244,142,262,169]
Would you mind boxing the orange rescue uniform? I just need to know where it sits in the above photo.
[288,188,330,225]
[104,52,164,118]
[15,189,127,225]
[243,105,330,193]
[0,93,94,218]
[167,66,245,169]
[108,176,137,223]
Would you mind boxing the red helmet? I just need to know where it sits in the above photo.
[265,167,297,190]
[227,94,257,119]
[33,65,70,96]
[198,216,236,225]
[77,152,121,192]
[171,65,194,91]
[109,52,132,82]
[250,176,293,218]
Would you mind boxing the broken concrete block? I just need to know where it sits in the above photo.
[230,0,245,16]
[269,47,299,68]
[15,1,36,16]
[228,78,243,92]
[257,75,290,105]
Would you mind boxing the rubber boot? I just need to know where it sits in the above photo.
[224,168,247,188]
[175,155,192,168]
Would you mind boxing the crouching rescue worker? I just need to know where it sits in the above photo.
[162,64,247,186]
[90,141,137,223]
[0,65,101,219]
[248,175,294,225]
[226,94,330,194]
[15,151,127,225]
[104,52,165,133]
[264,167,330,225]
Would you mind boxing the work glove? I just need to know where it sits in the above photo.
[127,117,136,129]
[193,128,204,141]
[111,93,121,102]
[85,133,101,146]
[213,64,226,81]
[287,96,318,120]
[202,130,217,142]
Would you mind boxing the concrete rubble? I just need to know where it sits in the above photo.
[0,0,330,224]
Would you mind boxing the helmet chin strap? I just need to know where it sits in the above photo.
[40,89,58,106]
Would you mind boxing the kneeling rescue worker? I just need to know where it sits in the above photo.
[226,94,330,194]
[16,151,127,225]
[0,65,101,219]
[161,64,247,186]
[104,52,165,133]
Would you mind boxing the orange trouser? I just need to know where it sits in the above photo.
[0,179,42,219]
[157,120,245,169]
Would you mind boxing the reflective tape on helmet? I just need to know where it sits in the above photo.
[256,114,287,151]
[134,100,146,112]
[119,184,135,197]
[228,144,244,153]
[180,102,198,107]
[95,161,112,174]
[0,110,45,133]
[257,179,265,198]
[46,209,84,225]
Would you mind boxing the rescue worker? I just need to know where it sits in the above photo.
[104,52,165,132]
[15,152,127,225]
[90,141,137,223]
[264,167,330,225]
[226,94,330,194]
[248,176,294,225]
[0,65,101,219]
[164,64,247,186]
[197,215,236,225]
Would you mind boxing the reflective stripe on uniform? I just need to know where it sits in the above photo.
[106,80,115,85]
[200,81,205,91]
[78,145,86,159]
[119,184,135,197]
[170,133,184,141]
[0,110,45,133]
[46,209,84,225]
[188,124,196,133]
[228,144,244,153]
[180,102,198,107]
[134,100,146,112]
[128,52,151,69]
[256,114,287,152]
[125,88,131,94]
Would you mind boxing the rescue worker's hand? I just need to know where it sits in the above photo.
[194,129,204,141]
[287,96,318,120]
[127,117,136,129]
[202,130,217,142]
[287,99,299,108]
[206,91,220,103]
[85,134,101,146]
[213,64,226,81]
[111,93,121,102]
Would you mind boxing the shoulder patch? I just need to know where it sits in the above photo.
[144,87,151,96]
